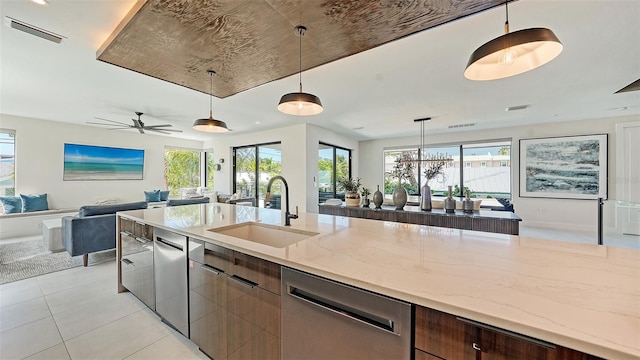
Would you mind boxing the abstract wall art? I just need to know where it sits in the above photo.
[519,134,607,199]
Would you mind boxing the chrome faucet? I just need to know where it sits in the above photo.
[265,175,298,226]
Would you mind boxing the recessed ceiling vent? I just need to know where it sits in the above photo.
[615,79,640,93]
[448,123,476,129]
[506,105,530,111]
[4,16,65,44]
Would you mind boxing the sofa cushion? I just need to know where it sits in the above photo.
[144,190,161,202]
[0,196,22,214]
[20,193,49,212]
[159,190,170,201]
[79,201,148,217]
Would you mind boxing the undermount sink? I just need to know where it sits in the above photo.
[209,222,318,248]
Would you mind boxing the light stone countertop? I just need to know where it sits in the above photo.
[118,203,640,360]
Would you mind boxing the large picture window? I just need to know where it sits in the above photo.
[233,142,282,207]
[384,140,512,201]
[164,148,214,196]
[0,130,15,196]
[318,143,351,203]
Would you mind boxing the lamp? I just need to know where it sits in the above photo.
[464,0,563,81]
[193,70,229,133]
[278,25,323,116]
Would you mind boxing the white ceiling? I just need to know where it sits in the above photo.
[1,0,639,142]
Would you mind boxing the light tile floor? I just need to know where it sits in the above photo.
[0,259,208,360]
[1,226,637,360]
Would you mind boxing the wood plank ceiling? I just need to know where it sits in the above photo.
[97,0,507,98]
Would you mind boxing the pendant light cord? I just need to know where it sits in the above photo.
[298,27,303,93]
[504,0,510,34]
[210,75,213,117]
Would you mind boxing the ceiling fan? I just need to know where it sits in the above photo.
[88,112,183,135]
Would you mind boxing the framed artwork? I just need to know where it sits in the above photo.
[519,134,607,200]
[63,143,144,181]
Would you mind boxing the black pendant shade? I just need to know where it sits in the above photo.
[278,25,323,116]
[193,70,229,133]
[464,1,562,81]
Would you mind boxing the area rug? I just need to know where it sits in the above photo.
[0,239,115,284]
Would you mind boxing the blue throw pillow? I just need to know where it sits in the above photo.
[20,193,49,212]
[159,190,170,201]
[0,196,22,214]
[144,190,161,202]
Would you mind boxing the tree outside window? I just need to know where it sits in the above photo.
[164,149,201,195]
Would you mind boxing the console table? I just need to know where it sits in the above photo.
[319,204,522,235]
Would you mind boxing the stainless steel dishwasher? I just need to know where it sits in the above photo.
[154,228,188,337]
[281,267,412,360]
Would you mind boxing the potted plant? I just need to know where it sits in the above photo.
[387,154,416,210]
[337,177,361,207]
[421,156,448,211]
[361,187,371,208]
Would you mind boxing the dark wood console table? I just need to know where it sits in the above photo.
[319,204,522,235]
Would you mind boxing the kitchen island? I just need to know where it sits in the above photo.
[117,203,639,360]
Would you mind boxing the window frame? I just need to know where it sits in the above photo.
[232,141,282,207]
[0,129,16,196]
[318,142,352,203]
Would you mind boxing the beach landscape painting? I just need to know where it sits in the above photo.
[63,143,144,181]
[520,134,607,200]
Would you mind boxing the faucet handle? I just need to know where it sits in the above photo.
[290,206,299,219]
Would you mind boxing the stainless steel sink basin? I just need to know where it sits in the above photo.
[209,222,318,248]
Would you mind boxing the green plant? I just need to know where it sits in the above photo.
[337,177,361,192]
[361,187,370,197]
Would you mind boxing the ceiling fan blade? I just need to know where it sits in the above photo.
[144,124,173,128]
[106,127,133,130]
[87,121,120,126]
[93,117,131,126]
[147,129,173,134]
[149,128,183,132]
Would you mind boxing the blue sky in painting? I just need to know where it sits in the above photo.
[64,144,144,165]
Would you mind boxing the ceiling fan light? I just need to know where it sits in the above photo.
[464,27,563,81]
[192,117,229,133]
[278,92,323,116]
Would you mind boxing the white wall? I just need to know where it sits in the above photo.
[204,123,359,214]
[359,114,640,232]
[0,114,203,209]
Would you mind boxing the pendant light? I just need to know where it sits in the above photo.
[278,25,323,116]
[464,0,563,81]
[193,70,229,133]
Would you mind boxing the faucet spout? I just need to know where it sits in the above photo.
[265,175,298,226]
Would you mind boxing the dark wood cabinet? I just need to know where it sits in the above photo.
[415,348,444,360]
[415,306,603,360]
[189,239,281,360]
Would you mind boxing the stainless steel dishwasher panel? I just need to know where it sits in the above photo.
[281,267,411,360]
[154,228,188,337]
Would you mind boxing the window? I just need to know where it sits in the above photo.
[164,148,202,195]
[205,151,215,188]
[462,142,511,199]
[233,142,282,207]
[0,130,15,196]
[318,143,351,203]
[384,148,419,195]
[383,140,512,201]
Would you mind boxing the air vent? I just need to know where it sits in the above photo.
[506,105,530,111]
[615,79,640,93]
[448,123,476,129]
[4,16,64,43]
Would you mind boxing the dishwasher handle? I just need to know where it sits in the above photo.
[156,237,184,251]
[288,285,397,335]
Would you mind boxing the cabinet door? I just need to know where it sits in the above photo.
[415,306,475,359]
[226,274,280,360]
[415,348,444,360]
[233,252,281,295]
[189,260,228,360]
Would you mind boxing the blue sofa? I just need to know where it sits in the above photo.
[62,201,148,266]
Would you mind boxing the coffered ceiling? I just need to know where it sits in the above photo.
[97,0,506,98]
[0,0,638,142]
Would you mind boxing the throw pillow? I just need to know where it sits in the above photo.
[144,190,161,202]
[159,190,170,201]
[20,193,49,212]
[0,196,22,214]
